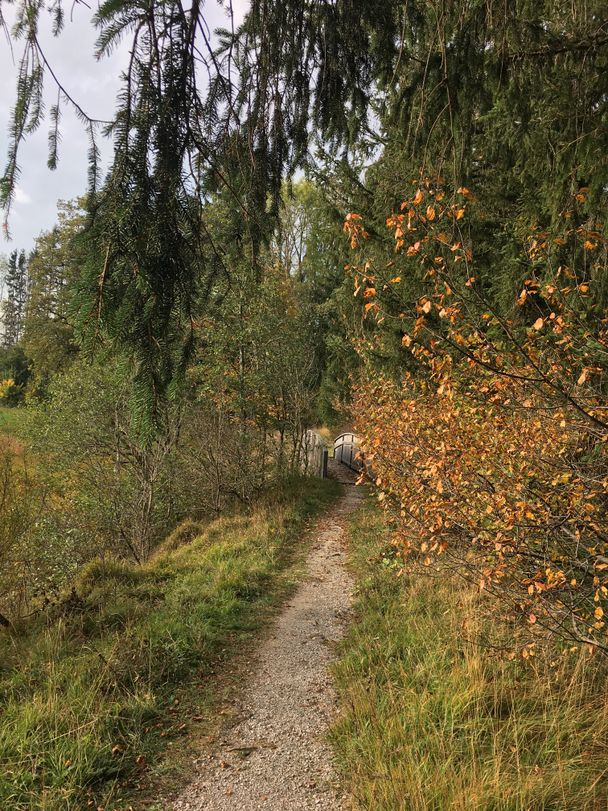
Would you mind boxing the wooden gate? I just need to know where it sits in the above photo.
[303,430,328,478]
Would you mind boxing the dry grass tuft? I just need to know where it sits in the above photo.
[332,500,608,810]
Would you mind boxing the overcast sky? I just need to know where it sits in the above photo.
[0,0,248,254]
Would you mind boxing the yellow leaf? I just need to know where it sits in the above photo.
[426,205,436,222]
[595,606,604,620]
[533,317,544,330]
[455,208,466,220]
[422,300,432,314]
[413,189,424,206]
[577,369,588,386]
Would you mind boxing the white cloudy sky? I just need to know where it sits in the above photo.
[0,0,248,253]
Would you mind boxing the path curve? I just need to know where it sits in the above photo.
[172,462,361,811]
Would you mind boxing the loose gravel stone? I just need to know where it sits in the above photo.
[172,462,361,811]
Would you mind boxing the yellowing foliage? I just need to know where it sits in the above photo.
[0,379,18,403]
[347,180,608,652]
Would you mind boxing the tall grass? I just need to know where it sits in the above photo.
[0,476,339,810]
[331,500,608,810]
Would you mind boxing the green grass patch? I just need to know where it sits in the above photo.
[0,475,340,810]
[331,499,608,811]
[0,406,26,438]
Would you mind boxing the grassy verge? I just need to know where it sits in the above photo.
[0,476,340,810]
[331,498,608,811]
[0,405,25,438]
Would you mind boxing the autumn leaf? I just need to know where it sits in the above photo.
[533,318,544,331]
[413,189,424,205]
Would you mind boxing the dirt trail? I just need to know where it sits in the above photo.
[172,462,361,811]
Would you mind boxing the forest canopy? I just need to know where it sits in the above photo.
[3,0,607,424]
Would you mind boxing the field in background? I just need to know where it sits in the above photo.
[0,476,340,811]
[0,406,25,438]
[331,500,608,811]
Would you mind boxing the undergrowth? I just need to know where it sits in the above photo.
[331,499,608,810]
[0,475,339,810]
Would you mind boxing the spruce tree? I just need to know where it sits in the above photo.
[2,249,28,348]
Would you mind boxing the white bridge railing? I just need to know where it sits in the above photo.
[333,432,362,472]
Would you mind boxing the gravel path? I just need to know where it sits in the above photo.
[172,463,361,811]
